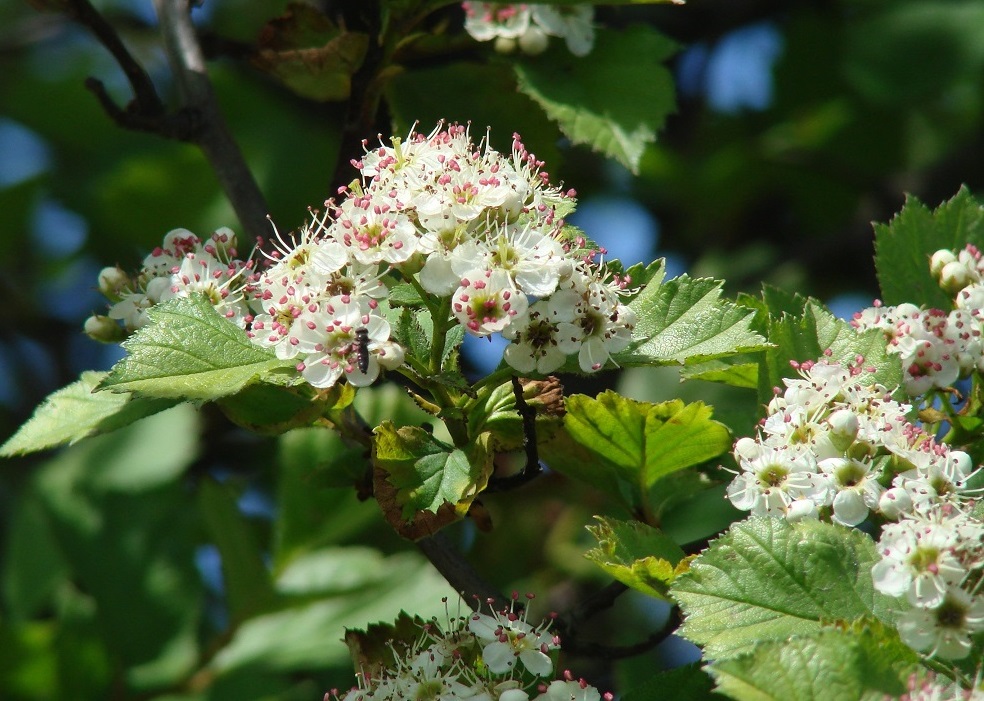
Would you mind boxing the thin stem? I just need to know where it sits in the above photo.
[152,0,270,242]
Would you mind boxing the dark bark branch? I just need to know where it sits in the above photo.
[416,532,510,612]
[152,0,270,242]
[66,0,165,115]
[554,581,681,660]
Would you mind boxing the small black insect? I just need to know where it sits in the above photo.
[354,327,370,374]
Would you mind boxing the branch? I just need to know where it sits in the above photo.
[416,532,510,611]
[553,582,681,660]
[152,0,270,242]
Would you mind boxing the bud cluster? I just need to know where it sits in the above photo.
[461,3,595,56]
[333,595,608,701]
[87,123,637,388]
[851,244,984,397]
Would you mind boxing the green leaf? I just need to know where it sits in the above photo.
[514,25,678,172]
[874,187,984,308]
[251,3,368,102]
[564,392,731,490]
[0,372,178,457]
[622,274,769,368]
[387,283,423,307]
[33,408,203,688]
[98,295,287,401]
[672,518,898,661]
[198,479,279,619]
[708,624,918,701]
[760,301,903,406]
[679,358,759,389]
[373,423,493,520]
[210,553,458,672]
[217,382,348,435]
[584,516,686,600]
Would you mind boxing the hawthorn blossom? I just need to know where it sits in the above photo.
[452,268,528,336]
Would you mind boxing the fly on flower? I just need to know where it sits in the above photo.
[355,327,370,374]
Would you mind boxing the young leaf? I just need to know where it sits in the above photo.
[708,624,919,701]
[584,516,688,600]
[875,187,984,309]
[251,3,368,102]
[97,295,287,401]
[372,423,494,539]
[672,518,899,661]
[565,392,731,488]
[0,371,178,457]
[621,274,769,368]
[514,26,678,173]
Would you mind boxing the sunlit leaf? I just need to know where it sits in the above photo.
[1,372,177,457]
[514,26,677,172]
[98,295,287,400]
[672,518,898,661]
[874,187,984,309]
[708,623,917,701]
[584,516,687,600]
[622,275,769,368]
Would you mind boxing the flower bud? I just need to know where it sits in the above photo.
[494,36,517,54]
[518,26,549,55]
[84,314,125,343]
[98,266,130,301]
[827,408,859,451]
[929,248,956,279]
[877,486,912,520]
[939,260,972,295]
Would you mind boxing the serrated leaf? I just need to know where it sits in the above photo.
[372,423,493,538]
[217,382,349,435]
[1,372,178,457]
[98,295,286,400]
[564,390,731,490]
[672,518,898,661]
[761,301,903,405]
[514,25,677,172]
[622,275,769,368]
[388,283,424,307]
[585,516,687,600]
[708,624,919,701]
[874,187,984,308]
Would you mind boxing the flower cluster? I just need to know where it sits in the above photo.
[873,506,984,659]
[725,359,978,525]
[462,3,595,56]
[333,596,608,701]
[88,227,252,339]
[87,123,637,389]
[851,245,984,397]
[725,358,984,659]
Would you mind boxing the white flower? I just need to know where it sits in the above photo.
[725,446,830,517]
[292,296,402,389]
[871,517,966,609]
[535,680,601,701]
[819,457,884,526]
[502,299,569,374]
[468,610,557,677]
[896,588,984,659]
[462,3,532,42]
[530,5,595,57]
[452,268,528,336]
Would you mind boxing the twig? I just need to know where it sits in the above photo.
[151,0,269,241]
[416,532,510,611]
[486,376,544,492]
[554,582,681,659]
[66,0,165,114]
